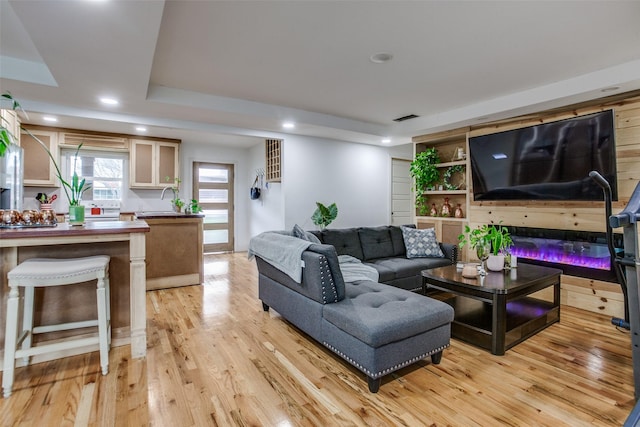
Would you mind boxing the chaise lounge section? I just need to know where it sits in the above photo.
[251,230,455,392]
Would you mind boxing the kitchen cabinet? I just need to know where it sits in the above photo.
[59,131,129,151]
[129,139,180,188]
[21,128,59,187]
[135,213,204,290]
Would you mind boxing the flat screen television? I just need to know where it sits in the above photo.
[469,110,617,201]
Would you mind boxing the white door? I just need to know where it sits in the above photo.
[391,158,412,226]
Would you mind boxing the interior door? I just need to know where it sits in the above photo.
[391,158,412,226]
[193,162,235,253]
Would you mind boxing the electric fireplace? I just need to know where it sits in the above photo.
[506,226,623,282]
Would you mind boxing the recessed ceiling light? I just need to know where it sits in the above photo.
[370,52,393,64]
[99,97,119,105]
[282,122,295,129]
[43,116,58,122]
[601,86,620,93]
[381,138,391,144]
[135,126,147,132]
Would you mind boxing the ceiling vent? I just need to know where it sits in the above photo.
[393,114,419,122]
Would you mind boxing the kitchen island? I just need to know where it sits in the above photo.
[134,212,204,290]
[0,220,150,362]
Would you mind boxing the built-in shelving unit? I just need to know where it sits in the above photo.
[265,138,282,183]
[412,128,470,253]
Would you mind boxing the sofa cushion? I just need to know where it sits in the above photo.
[322,280,454,348]
[321,228,364,260]
[389,225,411,256]
[366,256,452,281]
[401,226,444,258]
[358,226,395,261]
[292,224,321,243]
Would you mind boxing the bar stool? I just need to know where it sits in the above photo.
[3,256,111,398]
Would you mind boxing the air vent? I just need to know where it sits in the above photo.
[393,114,419,122]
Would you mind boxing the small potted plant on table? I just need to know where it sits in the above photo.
[459,223,513,273]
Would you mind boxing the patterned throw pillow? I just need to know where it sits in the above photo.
[401,226,444,258]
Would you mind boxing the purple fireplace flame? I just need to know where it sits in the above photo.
[511,237,611,271]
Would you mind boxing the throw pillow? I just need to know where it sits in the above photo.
[292,224,321,243]
[401,226,444,259]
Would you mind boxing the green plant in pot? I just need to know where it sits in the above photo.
[164,176,184,212]
[49,143,91,225]
[410,148,440,215]
[186,199,202,214]
[311,202,338,230]
[458,223,513,272]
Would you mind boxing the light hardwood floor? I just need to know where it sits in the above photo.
[0,253,636,426]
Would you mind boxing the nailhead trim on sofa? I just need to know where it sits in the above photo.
[322,342,449,379]
[319,255,338,304]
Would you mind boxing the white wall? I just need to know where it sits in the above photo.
[248,143,285,238]
[247,136,413,242]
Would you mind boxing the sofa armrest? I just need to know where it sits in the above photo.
[439,243,458,264]
[255,243,346,304]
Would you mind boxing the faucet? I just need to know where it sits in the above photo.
[161,186,177,200]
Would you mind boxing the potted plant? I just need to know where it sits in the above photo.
[185,199,202,214]
[312,202,338,230]
[459,223,513,272]
[36,141,90,225]
[410,148,441,215]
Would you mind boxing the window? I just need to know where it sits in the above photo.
[61,149,127,201]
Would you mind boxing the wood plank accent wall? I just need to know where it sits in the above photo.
[414,91,640,317]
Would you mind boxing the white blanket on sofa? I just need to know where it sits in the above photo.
[248,232,312,282]
[338,255,379,283]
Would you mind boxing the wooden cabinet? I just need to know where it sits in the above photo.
[129,139,179,188]
[59,131,128,151]
[21,128,59,187]
[265,138,282,182]
[141,216,204,290]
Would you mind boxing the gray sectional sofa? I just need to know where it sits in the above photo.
[311,225,458,292]
[250,225,456,392]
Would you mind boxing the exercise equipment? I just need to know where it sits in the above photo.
[590,171,630,330]
[591,171,640,405]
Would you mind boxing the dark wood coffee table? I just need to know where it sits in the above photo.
[422,263,561,355]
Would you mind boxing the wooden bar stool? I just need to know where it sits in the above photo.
[3,256,111,398]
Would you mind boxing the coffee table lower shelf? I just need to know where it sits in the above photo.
[443,294,559,354]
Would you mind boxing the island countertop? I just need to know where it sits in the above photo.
[0,220,150,240]
[132,211,205,219]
